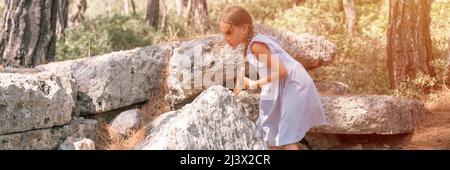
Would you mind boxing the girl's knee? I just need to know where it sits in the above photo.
[282,143,301,150]
[266,143,282,150]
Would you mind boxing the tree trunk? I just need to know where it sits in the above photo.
[176,0,208,33]
[123,0,129,15]
[0,0,58,68]
[448,35,450,62]
[56,0,69,35]
[146,0,159,29]
[70,0,87,25]
[175,0,187,16]
[338,0,344,11]
[160,0,168,30]
[130,0,137,15]
[187,0,208,33]
[387,0,435,89]
[446,35,450,85]
[343,0,358,37]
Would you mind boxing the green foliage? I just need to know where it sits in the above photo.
[265,0,448,97]
[267,0,390,94]
[161,11,191,39]
[268,1,345,35]
[57,15,164,61]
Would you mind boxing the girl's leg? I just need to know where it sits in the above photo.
[282,143,301,150]
[269,146,282,150]
[267,143,282,150]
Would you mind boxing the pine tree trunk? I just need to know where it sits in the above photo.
[70,0,87,25]
[338,0,344,11]
[146,0,159,29]
[175,0,187,16]
[343,0,358,37]
[56,0,69,35]
[123,0,129,15]
[448,35,450,61]
[448,35,450,62]
[0,0,58,68]
[130,0,137,15]
[446,35,450,85]
[160,0,168,30]
[176,0,208,33]
[387,0,435,89]
[187,0,208,33]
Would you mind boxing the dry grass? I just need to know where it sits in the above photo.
[140,62,171,121]
[95,122,147,150]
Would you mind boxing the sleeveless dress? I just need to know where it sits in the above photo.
[246,34,327,147]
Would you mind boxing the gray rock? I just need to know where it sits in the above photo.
[59,137,95,150]
[236,93,427,135]
[61,117,98,140]
[255,24,338,70]
[0,117,98,150]
[235,91,260,122]
[315,80,351,95]
[39,44,174,115]
[136,86,265,150]
[0,128,63,150]
[312,96,428,134]
[304,133,342,150]
[110,109,142,137]
[0,73,74,135]
[165,35,245,109]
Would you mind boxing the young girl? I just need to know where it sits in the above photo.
[220,6,327,150]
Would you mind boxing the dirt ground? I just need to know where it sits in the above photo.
[400,110,450,150]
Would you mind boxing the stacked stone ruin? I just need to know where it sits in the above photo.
[0,25,429,150]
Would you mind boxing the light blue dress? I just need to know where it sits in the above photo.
[246,34,327,147]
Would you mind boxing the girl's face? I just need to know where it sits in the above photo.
[220,21,249,48]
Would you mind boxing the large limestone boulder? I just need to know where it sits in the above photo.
[235,91,261,122]
[0,128,63,150]
[312,96,427,135]
[0,117,97,150]
[165,35,245,109]
[315,80,351,96]
[136,86,265,150]
[255,24,338,70]
[39,45,174,115]
[0,73,74,135]
[236,93,427,135]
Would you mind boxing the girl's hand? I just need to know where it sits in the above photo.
[233,87,242,95]
[244,79,259,89]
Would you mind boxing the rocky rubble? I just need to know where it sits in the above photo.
[136,86,265,150]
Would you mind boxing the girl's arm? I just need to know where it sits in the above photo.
[244,42,288,89]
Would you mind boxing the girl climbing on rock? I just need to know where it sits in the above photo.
[220,5,327,150]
